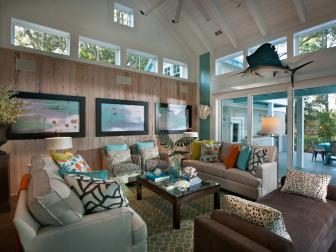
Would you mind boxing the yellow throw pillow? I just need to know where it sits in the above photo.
[51,152,73,162]
[191,140,214,160]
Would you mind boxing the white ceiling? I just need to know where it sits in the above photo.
[137,0,336,55]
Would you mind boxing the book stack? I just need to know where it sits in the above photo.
[189,176,202,187]
[146,172,170,182]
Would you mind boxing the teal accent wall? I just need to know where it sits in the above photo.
[199,52,210,140]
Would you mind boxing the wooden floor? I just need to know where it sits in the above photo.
[0,196,18,252]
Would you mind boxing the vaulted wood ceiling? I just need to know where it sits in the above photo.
[138,0,336,55]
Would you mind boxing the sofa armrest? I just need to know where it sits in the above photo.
[159,152,169,162]
[194,215,271,252]
[31,207,133,252]
[256,162,278,197]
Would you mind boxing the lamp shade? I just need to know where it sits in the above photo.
[45,137,73,151]
[183,131,199,139]
[261,117,280,135]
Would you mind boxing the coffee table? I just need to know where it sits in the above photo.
[136,175,220,229]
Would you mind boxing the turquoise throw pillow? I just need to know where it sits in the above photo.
[59,170,109,180]
[236,146,251,170]
[104,144,128,152]
[136,141,155,153]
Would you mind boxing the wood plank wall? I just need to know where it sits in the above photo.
[0,48,198,195]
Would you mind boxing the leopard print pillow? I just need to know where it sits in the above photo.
[281,170,331,203]
[223,195,291,241]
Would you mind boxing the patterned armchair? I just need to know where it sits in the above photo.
[101,148,142,184]
[130,141,169,173]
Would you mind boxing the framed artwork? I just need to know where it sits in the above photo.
[155,103,192,134]
[8,92,85,139]
[96,98,148,136]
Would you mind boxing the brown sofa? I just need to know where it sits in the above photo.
[194,180,336,252]
[182,142,278,200]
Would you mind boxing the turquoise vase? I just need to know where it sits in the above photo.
[169,156,181,183]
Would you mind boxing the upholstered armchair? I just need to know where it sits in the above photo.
[101,148,142,184]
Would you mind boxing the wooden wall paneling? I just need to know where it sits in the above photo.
[0,48,198,194]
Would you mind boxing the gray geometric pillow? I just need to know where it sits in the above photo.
[106,149,132,165]
[247,145,268,176]
[223,195,291,241]
[64,175,128,213]
[281,170,331,203]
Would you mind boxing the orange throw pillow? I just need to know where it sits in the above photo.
[224,145,241,168]
[19,174,31,193]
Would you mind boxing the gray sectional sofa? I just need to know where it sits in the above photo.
[182,142,278,200]
[13,155,147,252]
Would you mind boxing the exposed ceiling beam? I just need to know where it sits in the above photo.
[172,0,184,23]
[135,0,196,55]
[192,0,211,22]
[246,0,267,37]
[140,0,166,16]
[207,0,238,48]
[292,0,307,23]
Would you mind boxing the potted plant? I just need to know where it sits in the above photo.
[0,87,22,154]
[157,134,196,179]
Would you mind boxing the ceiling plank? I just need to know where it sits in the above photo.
[246,0,267,37]
[292,0,307,23]
[207,0,238,48]
[134,0,196,55]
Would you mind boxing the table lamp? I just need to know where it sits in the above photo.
[45,137,73,154]
[261,116,280,182]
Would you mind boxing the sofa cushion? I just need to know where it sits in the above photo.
[224,144,240,168]
[129,208,147,245]
[106,149,132,164]
[222,168,262,188]
[265,146,277,163]
[64,175,128,213]
[259,189,336,252]
[28,155,85,226]
[281,170,331,203]
[219,142,233,162]
[182,160,226,177]
[223,195,291,241]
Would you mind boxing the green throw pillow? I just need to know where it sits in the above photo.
[236,146,251,171]
[59,170,109,180]
[191,140,214,160]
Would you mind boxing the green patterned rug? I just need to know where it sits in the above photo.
[122,184,226,252]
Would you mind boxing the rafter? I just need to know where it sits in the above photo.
[207,0,238,48]
[246,0,267,37]
[292,0,307,23]
[140,0,166,16]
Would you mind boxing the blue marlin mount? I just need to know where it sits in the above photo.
[231,43,314,87]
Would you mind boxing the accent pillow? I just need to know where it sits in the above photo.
[104,144,128,152]
[247,146,268,176]
[140,146,160,161]
[64,175,128,213]
[223,195,291,241]
[106,149,132,165]
[236,146,251,170]
[191,140,214,160]
[224,144,240,168]
[281,170,331,203]
[51,152,73,162]
[200,143,222,162]
[56,154,92,173]
[136,141,155,153]
[59,170,109,180]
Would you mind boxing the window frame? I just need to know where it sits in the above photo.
[11,18,70,55]
[126,49,158,73]
[294,19,336,56]
[113,2,134,28]
[162,58,188,79]
[215,51,244,76]
[78,36,120,65]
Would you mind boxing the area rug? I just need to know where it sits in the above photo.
[122,184,227,252]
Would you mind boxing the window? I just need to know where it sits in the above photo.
[78,36,120,65]
[114,2,134,28]
[215,51,244,75]
[294,19,336,56]
[11,18,70,55]
[126,49,157,73]
[163,59,188,79]
[248,37,287,59]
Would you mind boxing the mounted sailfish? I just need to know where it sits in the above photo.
[232,43,314,87]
